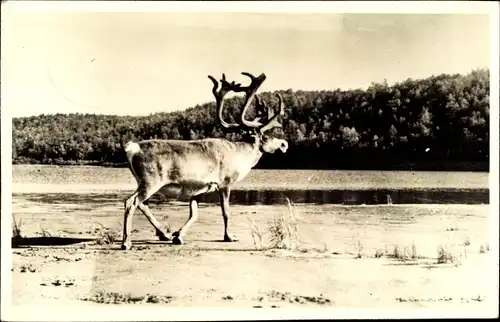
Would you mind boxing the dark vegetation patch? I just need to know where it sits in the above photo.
[16,264,38,273]
[81,292,174,304]
[396,296,453,303]
[394,296,487,303]
[40,278,76,287]
[264,291,332,305]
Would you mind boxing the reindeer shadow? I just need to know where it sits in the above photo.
[11,236,96,248]
[131,240,173,245]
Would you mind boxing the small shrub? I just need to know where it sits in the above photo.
[355,240,363,259]
[392,244,408,261]
[437,245,455,264]
[410,242,418,260]
[145,295,166,303]
[374,249,385,258]
[479,243,490,254]
[462,237,471,258]
[267,198,299,250]
[463,237,471,247]
[390,242,418,261]
[12,214,22,239]
[268,214,287,249]
[41,229,52,238]
[95,229,119,245]
[12,214,23,248]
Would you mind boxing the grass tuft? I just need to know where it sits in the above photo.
[12,214,22,239]
[12,214,24,248]
[267,198,299,250]
[40,228,52,238]
[95,227,119,245]
[267,215,287,249]
[411,242,418,260]
[248,218,263,250]
[437,244,456,264]
[355,240,363,259]
[462,237,471,259]
[479,243,490,254]
[248,197,300,251]
[390,242,418,262]
[374,249,385,258]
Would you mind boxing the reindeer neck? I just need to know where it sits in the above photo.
[234,134,263,168]
[249,134,264,167]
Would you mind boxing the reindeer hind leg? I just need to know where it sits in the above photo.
[136,182,172,240]
[137,201,170,241]
[121,182,168,250]
[122,191,140,250]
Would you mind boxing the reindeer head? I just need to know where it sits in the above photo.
[208,72,288,154]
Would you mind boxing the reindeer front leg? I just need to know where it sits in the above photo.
[220,187,238,242]
[172,197,200,245]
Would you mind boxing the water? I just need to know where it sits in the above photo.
[12,165,490,205]
[16,188,489,206]
[200,188,489,205]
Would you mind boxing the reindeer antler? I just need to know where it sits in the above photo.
[254,95,268,122]
[208,74,240,129]
[208,72,285,134]
[258,93,285,134]
[239,72,267,128]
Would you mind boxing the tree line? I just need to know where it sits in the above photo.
[12,69,489,171]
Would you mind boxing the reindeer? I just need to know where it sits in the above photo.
[120,72,288,250]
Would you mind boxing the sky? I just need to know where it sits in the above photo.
[1,8,492,117]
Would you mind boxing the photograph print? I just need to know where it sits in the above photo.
[2,1,499,320]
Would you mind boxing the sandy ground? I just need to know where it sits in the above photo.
[7,193,499,318]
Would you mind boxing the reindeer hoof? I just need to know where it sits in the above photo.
[224,235,238,242]
[172,235,184,245]
[158,234,170,242]
[156,231,170,241]
[121,243,132,250]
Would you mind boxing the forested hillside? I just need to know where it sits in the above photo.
[12,69,489,171]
